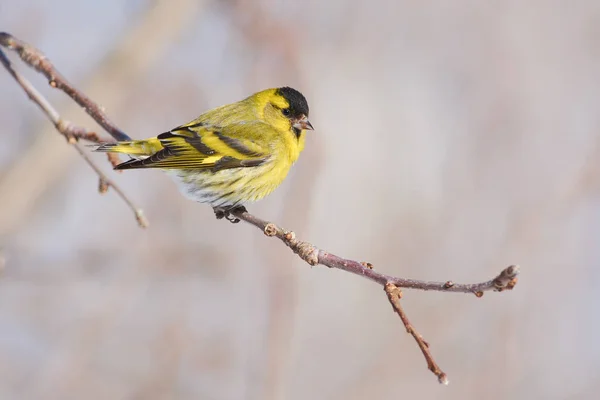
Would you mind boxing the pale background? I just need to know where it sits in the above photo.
[1,1,599,399]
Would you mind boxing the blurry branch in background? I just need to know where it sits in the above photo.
[0,0,200,235]
[0,32,519,384]
[0,33,148,228]
[0,33,131,142]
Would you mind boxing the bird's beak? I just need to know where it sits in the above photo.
[293,115,314,131]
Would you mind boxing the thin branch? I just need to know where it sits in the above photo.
[384,283,448,384]
[232,208,519,294]
[229,210,518,383]
[71,143,149,228]
[1,31,520,383]
[230,209,518,383]
[0,32,131,142]
[0,44,148,228]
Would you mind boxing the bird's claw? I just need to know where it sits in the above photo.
[213,206,247,224]
[226,215,240,223]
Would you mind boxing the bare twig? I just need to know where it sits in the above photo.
[0,32,130,142]
[0,43,148,228]
[233,208,519,294]
[71,143,149,228]
[385,283,448,384]
[1,31,519,383]
[0,2,201,233]
[231,209,518,382]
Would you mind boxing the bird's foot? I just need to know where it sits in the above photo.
[213,205,247,224]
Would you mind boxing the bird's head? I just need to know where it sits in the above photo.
[255,86,313,138]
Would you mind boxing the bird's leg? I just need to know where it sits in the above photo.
[213,205,247,224]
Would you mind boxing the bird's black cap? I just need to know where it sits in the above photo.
[276,87,309,117]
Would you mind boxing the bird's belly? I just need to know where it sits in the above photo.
[167,161,290,208]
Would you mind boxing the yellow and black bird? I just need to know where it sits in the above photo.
[95,87,313,221]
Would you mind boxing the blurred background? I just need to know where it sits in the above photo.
[1,0,599,399]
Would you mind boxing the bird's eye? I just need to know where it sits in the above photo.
[282,108,291,117]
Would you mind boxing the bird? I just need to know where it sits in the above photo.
[95,87,313,222]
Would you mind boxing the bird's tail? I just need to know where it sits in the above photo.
[94,138,163,157]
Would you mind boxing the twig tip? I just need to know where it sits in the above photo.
[506,264,520,276]
[494,264,520,291]
[438,373,449,385]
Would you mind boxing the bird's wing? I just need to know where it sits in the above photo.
[114,121,272,171]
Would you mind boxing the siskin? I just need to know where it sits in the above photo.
[95,87,313,221]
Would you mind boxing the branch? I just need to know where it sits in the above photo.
[231,208,518,385]
[0,35,148,228]
[0,32,131,142]
[384,283,448,384]
[232,208,519,294]
[1,32,519,383]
